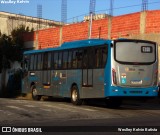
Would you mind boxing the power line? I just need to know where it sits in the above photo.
[66,1,160,23]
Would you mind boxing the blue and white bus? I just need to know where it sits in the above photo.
[22,39,159,107]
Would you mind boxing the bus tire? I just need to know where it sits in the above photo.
[71,85,82,105]
[31,85,41,101]
[105,98,122,108]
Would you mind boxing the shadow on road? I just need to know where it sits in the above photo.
[14,94,160,110]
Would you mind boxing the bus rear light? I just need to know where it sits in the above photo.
[154,69,158,85]
[153,90,158,92]
[112,68,117,85]
[112,89,118,92]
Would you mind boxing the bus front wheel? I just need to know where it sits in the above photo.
[31,86,41,101]
[71,85,82,105]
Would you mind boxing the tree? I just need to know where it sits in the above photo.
[0,34,11,71]
[11,25,31,61]
[0,25,33,97]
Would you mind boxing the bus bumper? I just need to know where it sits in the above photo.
[107,86,159,97]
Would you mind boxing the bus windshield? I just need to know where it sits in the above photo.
[114,41,156,64]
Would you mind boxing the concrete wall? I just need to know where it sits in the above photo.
[0,11,61,35]
[0,16,8,34]
[0,61,21,92]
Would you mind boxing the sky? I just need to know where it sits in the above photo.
[0,0,159,23]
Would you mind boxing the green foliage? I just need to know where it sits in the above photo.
[11,25,30,49]
[0,34,11,70]
[0,25,33,72]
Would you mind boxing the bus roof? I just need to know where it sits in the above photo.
[24,39,111,54]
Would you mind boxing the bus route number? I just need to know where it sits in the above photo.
[141,46,152,53]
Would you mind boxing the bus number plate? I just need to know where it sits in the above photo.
[131,80,142,85]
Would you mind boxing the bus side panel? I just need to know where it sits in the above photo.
[81,69,104,98]
[104,45,112,97]
[51,70,81,98]
[22,75,30,94]
[35,71,43,95]
[26,71,44,95]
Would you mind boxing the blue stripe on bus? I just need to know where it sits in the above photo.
[24,39,111,54]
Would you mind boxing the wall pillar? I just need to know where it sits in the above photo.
[108,15,112,39]
[140,11,146,34]
[35,31,39,49]
[59,26,63,45]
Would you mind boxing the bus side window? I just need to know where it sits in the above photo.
[54,52,58,69]
[95,48,102,68]
[63,51,68,69]
[88,47,94,68]
[23,55,28,70]
[43,53,48,70]
[37,54,42,70]
[102,46,108,67]
[48,52,51,69]
[30,55,34,70]
[72,50,78,68]
[58,52,62,68]
[68,51,72,69]
[83,49,88,69]
[77,50,83,68]
[34,54,37,70]
[95,46,108,68]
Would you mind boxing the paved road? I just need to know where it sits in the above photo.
[0,98,160,134]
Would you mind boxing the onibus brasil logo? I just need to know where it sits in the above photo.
[0,0,29,4]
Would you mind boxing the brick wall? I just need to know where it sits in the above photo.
[23,10,160,49]
[112,13,140,38]
[62,22,88,42]
[146,10,160,34]
[38,27,60,49]
[91,18,108,39]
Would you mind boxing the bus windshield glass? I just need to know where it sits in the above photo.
[114,41,156,64]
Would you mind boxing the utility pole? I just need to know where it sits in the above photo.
[37,4,42,29]
[61,0,67,23]
[142,0,148,11]
[110,0,114,16]
[89,0,96,14]
[89,0,96,39]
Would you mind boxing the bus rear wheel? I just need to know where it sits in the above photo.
[71,85,82,105]
[31,86,41,101]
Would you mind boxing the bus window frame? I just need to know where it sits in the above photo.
[114,39,157,65]
[68,50,73,69]
[94,45,108,69]
[62,50,68,69]
[43,52,48,70]
[53,51,59,69]
[29,54,34,71]
[37,53,43,70]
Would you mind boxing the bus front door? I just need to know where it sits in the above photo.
[42,70,51,95]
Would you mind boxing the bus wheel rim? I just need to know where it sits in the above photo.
[33,88,37,96]
[72,90,77,102]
